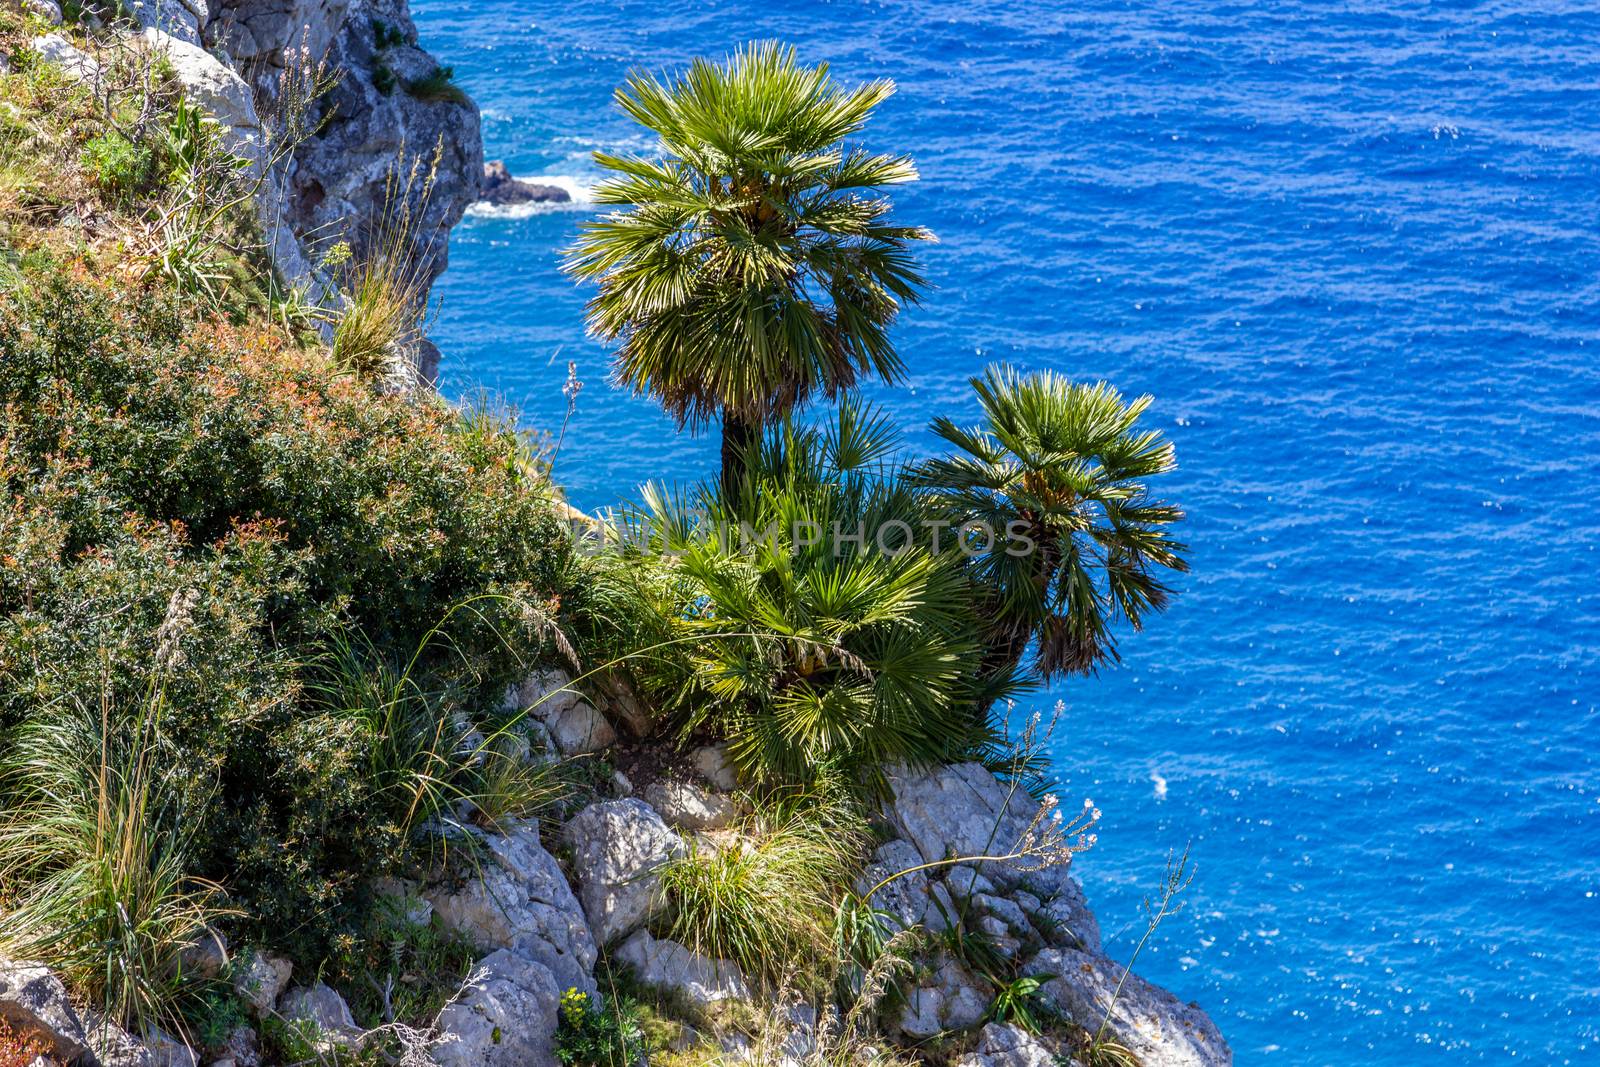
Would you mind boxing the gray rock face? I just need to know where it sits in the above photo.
[279,982,363,1049]
[504,668,616,755]
[885,762,1101,951]
[856,839,933,931]
[1031,947,1232,1067]
[562,799,683,945]
[693,744,739,792]
[644,779,739,832]
[427,821,597,995]
[432,949,561,1067]
[0,960,90,1062]
[480,161,571,206]
[884,762,1039,888]
[896,954,988,1038]
[208,0,347,64]
[141,1027,199,1067]
[269,0,480,306]
[177,928,229,982]
[232,950,293,1017]
[210,1026,262,1067]
[612,929,748,1008]
[138,30,262,164]
[23,0,63,26]
[126,0,208,45]
[954,1023,1060,1067]
[29,33,100,81]
[591,670,653,738]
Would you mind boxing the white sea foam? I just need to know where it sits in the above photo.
[466,174,595,219]
[1150,769,1169,799]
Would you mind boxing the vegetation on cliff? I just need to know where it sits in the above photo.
[0,13,1204,1066]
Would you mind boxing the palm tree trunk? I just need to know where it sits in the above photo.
[979,527,1061,686]
[720,408,762,500]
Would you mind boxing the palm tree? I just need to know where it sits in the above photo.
[612,400,1012,786]
[564,42,932,494]
[913,365,1189,681]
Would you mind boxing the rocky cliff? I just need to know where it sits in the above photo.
[126,0,481,376]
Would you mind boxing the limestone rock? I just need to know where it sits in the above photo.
[895,986,943,1040]
[884,762,1038,889]
[546,701,616,755]
[432,949,561,1067]
[645,779,739,832]
[504,668,615,755]
[279,982,363,1049]
[692,744,739,792]
[943,864,998,900]
[0,960,90,1062]
[126,0,207,45]
[83,1010,156,1067]
[23,0,63,26]
[480,161,571,206]
[427,821,597,995]
[934,957,990,1031]
[30,34,100,82]
[178,928,229,981]
[141,1027,198,1067]
[562,799,683,945]
[209,1026,261,1067]
[885,762,1101,951]
[613,929,748,1008]
[855,839,933,931]
[1031,872,1102,952]
[206,0,348,65]
[974,894,1031,937]
[272,0,481,347]
[592,670,652,737]
[138,30,263,167]
[232,950,292,1017]
[955,1023,1060,1067]
[1032,947,1231,1067]
[896,955,988,1038]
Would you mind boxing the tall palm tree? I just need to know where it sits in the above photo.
[913,365,1189,681]
[564,42,932,494]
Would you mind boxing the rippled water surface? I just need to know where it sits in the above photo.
[407,1,1600,1060]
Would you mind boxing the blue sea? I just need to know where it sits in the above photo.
[408,1,1600,1061]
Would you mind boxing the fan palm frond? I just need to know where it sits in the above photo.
[566,42,932,490]
[913,365,1189,681]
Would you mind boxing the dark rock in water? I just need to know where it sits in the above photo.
[481,160,571,205]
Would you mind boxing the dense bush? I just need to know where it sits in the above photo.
[555,987,649,1067]
[610,402,1016,785]
[0,263,578,971]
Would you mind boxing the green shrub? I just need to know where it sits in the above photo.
[80,131,156,203]
[654,783,868,988]
[371,18,407,50]
[324,901,477,1030]
[555,987,648,1067]
[0,264,578,966]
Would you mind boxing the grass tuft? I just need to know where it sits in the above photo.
[405,66,469,105]
[331,146,441,384]
[0,687,229,1036]
[654,781,868,989]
